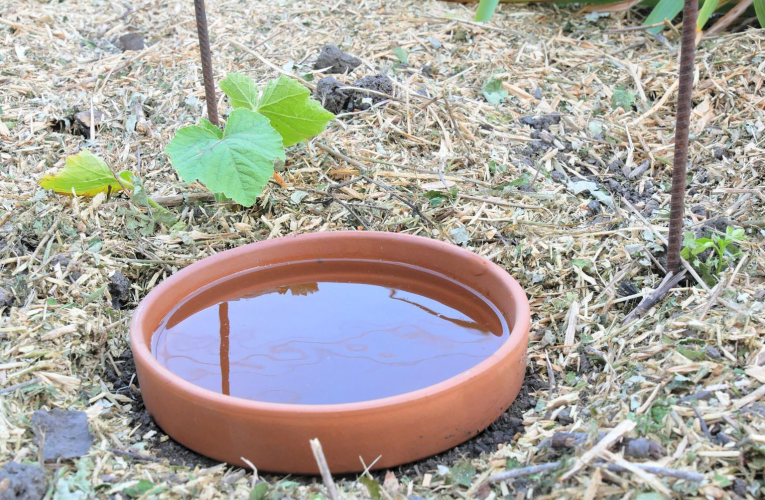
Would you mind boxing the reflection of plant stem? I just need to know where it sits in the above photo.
[219,302,230,396]
[666,0,698,273]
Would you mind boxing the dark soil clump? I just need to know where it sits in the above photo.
[108,271,131,309]
[103,349,219,469]
[316,74,393,114]
[116,33,145,51]
[314,44,361,74]
[0,462,46,500]
[519,114,561,131]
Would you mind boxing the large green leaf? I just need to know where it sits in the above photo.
[39,149,131,196]
[255,75,335,147]
[697,0,721,30]
[476,0,501,21]
[755,0,765,27]
[220,73,259,110]
[643,0,684,33]
[165,108,285,207]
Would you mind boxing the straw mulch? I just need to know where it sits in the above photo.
[1,0,764,498]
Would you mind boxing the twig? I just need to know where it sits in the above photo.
[310,439,339,500]
[0,378,41,395]
[621,270,687,325]
[488,462,562,482]
[305,189,372,230]
[457,194,545,210]
[559,420,636,481]
[108,448,162,462]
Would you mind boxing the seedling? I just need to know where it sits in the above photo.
[165,73,334,207]
[681,226,745,285]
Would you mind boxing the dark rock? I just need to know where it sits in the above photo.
[108,271,131,309]
[550,171,567,183]
[519,114,561,131]
[587,200,601,216]
[624,437,666,459]
[0,286,14,311]
[705,346,723,360]
[313,44,361,74]
[316,77,350,114]
[0,462,46,500]
[556,407,574,426]
[348,74,393,111]
[31,410,93,461]
[642,199,660,217]
[116,33,145,52]
[713,147,730,160]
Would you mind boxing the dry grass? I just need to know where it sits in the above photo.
[1,0,764,498]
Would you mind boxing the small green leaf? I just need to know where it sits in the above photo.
[165,108,285,207]
[220,73,260,111]
[256,75,335,147]
[83,284,108,305]
[572,259,591,269]
[249,482,269,500]
[643,0,683,33]
[40,150,131,197]
[359,476,381,500]
[124,480,155,498]
[697,0,720,31]
[612,89,636,110]
[393,47,409,64]
[475,0,500,22]
[755,0,765,28]
[482,78,508,105]
[450,460,476,486]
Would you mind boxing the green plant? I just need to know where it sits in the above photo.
[681,226,746,285]
[165,73,334,206]
[473,0,764,35]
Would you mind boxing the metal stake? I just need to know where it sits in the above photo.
[194,0,219,126]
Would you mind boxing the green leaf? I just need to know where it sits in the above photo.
[482,77,508,105]
[612,89,636,110]
[359,477,381,500]
[643,0,683,33]
[635,493,667,500]
[220,73,260,111]
[755,0,765,28]
[124,480,155,498]
[165,108,285,207]
[40,150,132,197]
[450,460,476,486]
[393,47,409,64]
[249,482,269,500]
[697,0,720,31]
[475,0,500,22]
[256,75,335,147]
[198,118,223,138]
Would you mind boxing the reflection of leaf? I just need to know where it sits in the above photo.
[451,460,476,486]
[165,108,285,207]
[277,283,319,296]
[255,75,335,147]
[482,78,508,105]
[40,150,131,197]
[359,477,381,500]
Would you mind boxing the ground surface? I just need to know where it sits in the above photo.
[1,0,765,498]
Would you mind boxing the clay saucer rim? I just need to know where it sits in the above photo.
[130,231,530,414]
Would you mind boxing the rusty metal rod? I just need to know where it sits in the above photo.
[194,0,219,126]
[666,0,698,273]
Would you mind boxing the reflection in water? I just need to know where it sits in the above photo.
[154,265,508,405]
[219,302,230,396]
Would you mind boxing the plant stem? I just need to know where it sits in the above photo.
[666,0,698,273]
[194,0,219,127]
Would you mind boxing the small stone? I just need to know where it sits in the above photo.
[116,33,145,52]
[705,346,723,360]
[0,462,46,500]
[0,286,14,311]
[109,271,131,309]
[587,200,601,216]
[625,437,666,459]
[31,410,94,461]
[642,199,660,217]
[313,44,361,74]
[556,407,574,425]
